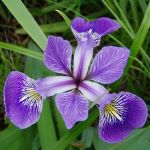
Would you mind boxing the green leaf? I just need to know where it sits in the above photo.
[2,0,47,50]
[16,22,68,34]
[112,1,150,90]
[0,42,43,61]
[109,126,150,150]
[56,9,71,26]
[0,126,36,150]
[81,127,94,148]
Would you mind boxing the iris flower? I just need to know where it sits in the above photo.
[3,17,147,143]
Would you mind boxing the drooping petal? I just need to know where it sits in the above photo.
[73,39,95,80]
[36,76,76,98]
[3,71,43,129]
[98,92,148,143]
[55,91,88,129]
[91,17,120,37]
[44,36,72,75]
[78,80,108,101]
[88,46,130,84]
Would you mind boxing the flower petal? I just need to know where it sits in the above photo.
[88,46,130,84]
[98,92,148,143]
[44,36,72,75]
[55,91,88,129]
[78,80,108,101]
[71,17,91,41]
[91,17,120,37]
[73,40,95,80]
[36,76,76,98]
[3,71,43,129]
[71,17,120,46]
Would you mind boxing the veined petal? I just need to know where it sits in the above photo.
[91,17,120,37]
[36,76,76,98]
[44,36,72,75]
[73,40,95,80]
[3,71,43,129]
[71,17,120,46]
[88,46,130,84]
[56,91,88,129]
[71,17,91,41]
[98,92,148,143]
[78,80,108,101]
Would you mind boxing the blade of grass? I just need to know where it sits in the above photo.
[16,22,68,34]
[56,10,71,26]
[102,0,134,39]
[112,1,150,90]
[2,0,47,50]
[0,42,43,61]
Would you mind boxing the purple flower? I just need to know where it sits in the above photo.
[3,17,130,129]
[98,92,148,143]
[36,17,129,129]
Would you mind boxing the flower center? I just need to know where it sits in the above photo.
[104,103,122,121]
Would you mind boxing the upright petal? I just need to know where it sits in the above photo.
[78,80,108,101]
[71,17,91,41]
[36,76,76,98]
[44,36,72,75]
[73,39,95,80]
[3,71,43,129]
[91,17,120,37]
[71,17,120,46]
[98,92,148,143]
[56,91,88,129]
[88,46,130,84]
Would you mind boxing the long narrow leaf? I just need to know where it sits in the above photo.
[0,42,43,61]
[2,0,47,50]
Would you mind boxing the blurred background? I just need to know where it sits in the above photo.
[0,0,150,150]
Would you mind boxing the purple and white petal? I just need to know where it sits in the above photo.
[98,92,148,143]
[71,17,91,41]
[88,46,130,84]
[36,76,76,98]
[56,91,88,129]
[78,80,108,101]
[91,17,120,37]
[3,71,43,129]
[44,36,72,75]
[73,40,95,80]
[71,17,120,46]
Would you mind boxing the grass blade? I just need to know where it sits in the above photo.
[0,42,43,61]
[2,0,47,50]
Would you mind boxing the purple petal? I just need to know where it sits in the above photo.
[3,71,43,129]
[98,92,148,143]
[78,80,108,101]
[88,46,130,84]
[71,17,91,41]
[55,91,88,129]
[71,17,120,46]
[44,36,72,75]
[36,76,76,98]
[91,17,120,36]
[71,17,90,33]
